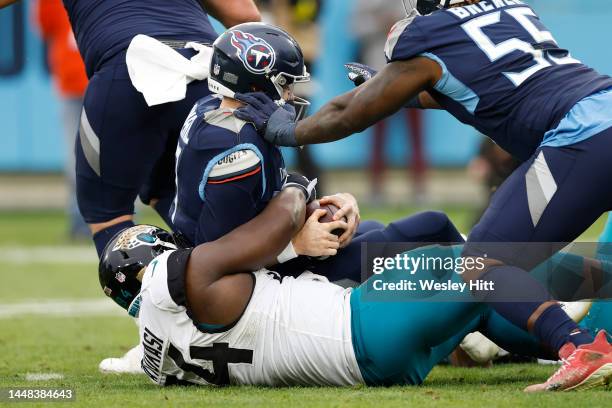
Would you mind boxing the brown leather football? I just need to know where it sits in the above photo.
[305,200,347,237]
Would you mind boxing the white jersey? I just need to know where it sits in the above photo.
[137,250,364,387]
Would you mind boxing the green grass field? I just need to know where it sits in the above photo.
[1,208,610,407]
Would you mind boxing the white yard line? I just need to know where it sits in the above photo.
[0,246,97,264]
[0,299,124,318]
[25,373,65,381]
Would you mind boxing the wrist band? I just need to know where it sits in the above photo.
[277,241,298,264]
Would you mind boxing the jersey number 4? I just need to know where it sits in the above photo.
[462,7,580,87]
[168,342,253,386]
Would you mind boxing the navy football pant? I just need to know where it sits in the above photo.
[464,127,612,343]
[468,127,612,266]
[75,49,211,225]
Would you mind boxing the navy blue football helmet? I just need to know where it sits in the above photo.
[99,225,177,314]
[208,22,310,118]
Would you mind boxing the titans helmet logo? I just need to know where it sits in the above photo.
[230,30,276,74]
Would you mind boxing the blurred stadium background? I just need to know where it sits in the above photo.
[0,1,611,405]
[2,1,611,215]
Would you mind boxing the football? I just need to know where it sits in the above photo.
[306,200,347,237]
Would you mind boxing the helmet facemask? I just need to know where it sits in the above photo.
[271,66,311,120]
[404,0,468,16]
[402,0,419,15]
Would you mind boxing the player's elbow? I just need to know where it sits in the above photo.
[283,199,304,233]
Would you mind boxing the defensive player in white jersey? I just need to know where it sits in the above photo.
[99,177,612,390]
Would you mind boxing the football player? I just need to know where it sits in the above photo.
[98,187,612,389]
[171,23,465,277]
[170,23,345,252]
[233,0,612,391]
[0,0,259,250]
[16,0,260,375]
[101,22,470,374]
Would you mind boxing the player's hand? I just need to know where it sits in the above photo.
[319,193,360,248]
[345,63,378,87]
[234,92,299,147]
[292,209,348,258]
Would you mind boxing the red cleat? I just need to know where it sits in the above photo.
[524,330,612,392]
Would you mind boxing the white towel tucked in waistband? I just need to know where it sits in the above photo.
[126,34,213,106]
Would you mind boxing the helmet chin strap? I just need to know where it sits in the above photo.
[208,77,236,99]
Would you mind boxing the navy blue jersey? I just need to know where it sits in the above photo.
[170,95,286,245]
[63,0,218,77]
[385,1,612,160]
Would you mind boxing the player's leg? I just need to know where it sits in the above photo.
[448,252,608,366]
[76,60,169,256]
[350,245,486,385]
[355,220,385,235]
[353,282,585,387]
[463,138,612,349]
[478,310,555,360]
[464,131,612,390]
[578,213,612,335]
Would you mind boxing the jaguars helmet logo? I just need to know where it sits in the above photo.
[111,225,175,252]
[230,30,276,74]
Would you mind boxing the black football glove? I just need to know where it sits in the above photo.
[282,172,317,204]
[345,62,378,87]
[345,62,424,109]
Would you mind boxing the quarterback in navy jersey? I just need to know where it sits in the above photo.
[234,0,612,391]
[170,24,309,248]
[170,94,286,246]
[171,24,361,270]
[172,23,468,287]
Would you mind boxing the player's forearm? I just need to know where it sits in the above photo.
[191,188,306,281]
[295,88,362,145]
[295,59,436,145]
[200,0,261,27]
[0,0,19,9]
